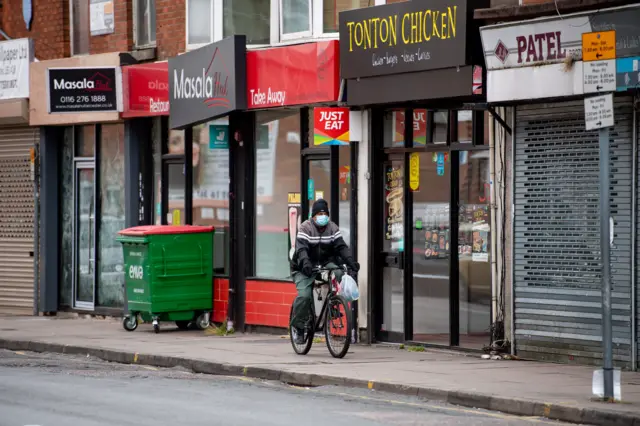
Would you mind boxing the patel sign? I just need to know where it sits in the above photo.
[313,107,349,146]
[339,0,468,79]
[246,41,340,109]
[122,62,169,118]
[169,35,247,129]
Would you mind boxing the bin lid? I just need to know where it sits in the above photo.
[118,225,215,236]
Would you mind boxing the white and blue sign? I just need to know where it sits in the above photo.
[616,57,640,92]
[307,179,315,200]
[209,125,229,149]
[436,153,445,176]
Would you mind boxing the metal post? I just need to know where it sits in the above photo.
[599,126,614,400]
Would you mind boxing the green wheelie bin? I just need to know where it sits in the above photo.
[116,225,215,333]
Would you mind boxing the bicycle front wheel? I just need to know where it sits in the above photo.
[289,304,314,355]
[324,295,352,358]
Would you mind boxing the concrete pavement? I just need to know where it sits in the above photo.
[0,316,639,426]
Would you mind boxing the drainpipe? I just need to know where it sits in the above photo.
[489,110,498,339]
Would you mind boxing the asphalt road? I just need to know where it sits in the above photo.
[0,349,580,426]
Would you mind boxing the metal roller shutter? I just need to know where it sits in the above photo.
[0,126,37,315]
[514,98,633,366]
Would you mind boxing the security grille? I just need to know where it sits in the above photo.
[514,98,633,366]
[0,126,37,315]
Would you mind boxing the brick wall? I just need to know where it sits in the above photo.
[246,280,297,328]
[213,277,229,324]
[1,0,68,59]
[156,0,185,60]
[90,0,133,54]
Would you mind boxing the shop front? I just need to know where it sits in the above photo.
[33,53,131,315]
[340,0,495,349]
[167,36,248,329]
[0,38,37,315]
[241,40,361,334]
[480,4,640,366]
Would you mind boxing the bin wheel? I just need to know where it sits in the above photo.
[175,320,190,330]
[195,313,210,330]
[122,316,138,332]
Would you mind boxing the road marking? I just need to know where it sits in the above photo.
[289,386,560,424]
[133,353,139,363]
[142,366,157,371]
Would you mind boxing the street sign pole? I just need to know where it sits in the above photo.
[599,126,614,400]
[582,29,616,401]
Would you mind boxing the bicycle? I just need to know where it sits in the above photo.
[289,265,353,359]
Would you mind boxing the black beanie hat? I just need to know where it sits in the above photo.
[311,199,329,217]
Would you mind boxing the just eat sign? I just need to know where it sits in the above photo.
[313,107,350,146]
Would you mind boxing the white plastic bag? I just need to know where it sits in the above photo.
[339,274,360,302]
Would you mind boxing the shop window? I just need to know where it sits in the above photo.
[75,126,95,157]
[71,0,90,55]
[59,128,75,307]
[255,110,301,280]
[135,0,157,47]
[322,0,369,33]
[383,109,404,148]
[223,0,270,45]
[187,0,214,47]
[432,111,448,145]
[192,119,231,276]
[97,124,126,308]
[166,129,186,225]
[458,150,491,349]
[280,0,313,39]
[456,111,473,144]
[338,145,352,246]
[152,118,162,225]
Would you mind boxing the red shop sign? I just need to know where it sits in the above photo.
[122,62,169,118]
[246,41,340,109]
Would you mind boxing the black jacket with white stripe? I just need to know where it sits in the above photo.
[291,219,356,274]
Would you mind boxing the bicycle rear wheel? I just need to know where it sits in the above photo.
[289,304,314,355]
[324,295,352,358]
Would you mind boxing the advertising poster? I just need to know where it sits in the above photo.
[256,121,278,202]
[424,205,450,259]
[314,107,350,146]
[90,0,115,36]
[385,165,404,251]
[472,205,490,262]
[393,110,427,146]
[288,193,302,261]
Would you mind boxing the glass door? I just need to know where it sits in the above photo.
[411,152,451,345]
[74,162,96,310]
[379,156,405,342]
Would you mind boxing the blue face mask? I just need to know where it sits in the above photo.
[314,215,329,227]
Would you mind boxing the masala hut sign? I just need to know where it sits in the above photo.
[339,0,469,79]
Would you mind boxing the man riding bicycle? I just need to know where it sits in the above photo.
[290,199,359,344]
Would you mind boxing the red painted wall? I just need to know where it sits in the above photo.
[246,280,297,328]
[213,278,229,324]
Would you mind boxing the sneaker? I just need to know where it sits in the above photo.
[292,327,305,345]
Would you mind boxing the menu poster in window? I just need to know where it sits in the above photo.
[385,165,404,251]
[472,230,489,262]
[288,193,302,261]
[256,121,278,203]
[472,205,490,262]
[424,206,449,259]
[193,125,229,204]
[393,110,427,146]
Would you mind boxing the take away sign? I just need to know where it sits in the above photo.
[314,107,350,146]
